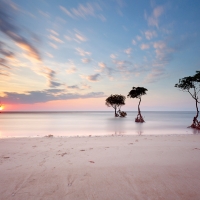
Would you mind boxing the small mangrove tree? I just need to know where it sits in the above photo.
[127,87,148,122]
[105,94,126,117]
[175,71,200,129]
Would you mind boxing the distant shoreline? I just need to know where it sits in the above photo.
[0,111,196,113]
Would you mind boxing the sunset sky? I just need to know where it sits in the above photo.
[0,0,200,111]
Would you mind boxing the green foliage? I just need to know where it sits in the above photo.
[127,87,148,99]
[105,94,126,108]
[175,71,200,102]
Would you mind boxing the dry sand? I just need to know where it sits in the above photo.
[0,134,200,200]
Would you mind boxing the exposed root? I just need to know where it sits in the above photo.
[117,110,127,117]
[135,113,145,123]
[188,117,200,130]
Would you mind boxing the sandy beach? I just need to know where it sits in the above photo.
[0,134,200,200]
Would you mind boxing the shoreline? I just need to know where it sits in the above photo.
[0,131,197,139]
[1,134,200,199]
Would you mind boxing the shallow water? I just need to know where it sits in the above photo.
[0,111,199,138]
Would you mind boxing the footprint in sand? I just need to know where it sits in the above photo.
[39,159,46,166]
[67,174,75,187]
[57,152,67,157]
[61,152,67,157]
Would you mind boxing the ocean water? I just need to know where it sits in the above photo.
[0,111,199,138]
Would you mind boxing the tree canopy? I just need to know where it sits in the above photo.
[175,71,200,98]
[127,87,148,99]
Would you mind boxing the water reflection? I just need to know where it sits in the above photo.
[135,123,144,135]
[106,117,126,135]
[192,128,200,134]
[137,131,143,136]
[0,111,198,138]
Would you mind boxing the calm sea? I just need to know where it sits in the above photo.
[0,111,199,138]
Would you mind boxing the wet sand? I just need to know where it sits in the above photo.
[0,134,200,200]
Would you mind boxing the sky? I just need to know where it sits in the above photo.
[0,0,200,111]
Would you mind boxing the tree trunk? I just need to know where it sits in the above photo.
[195,99,199,119]
[135,98,145,123]
[114,106,118,117]
[190,99,200,129]
[138,98,141,116]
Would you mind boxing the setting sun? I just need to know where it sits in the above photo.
[0,106,4,111]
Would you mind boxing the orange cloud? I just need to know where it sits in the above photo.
[16,42,40,61]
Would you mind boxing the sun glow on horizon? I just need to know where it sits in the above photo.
[0,106,4,111]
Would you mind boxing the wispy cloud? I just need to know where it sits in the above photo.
[66,85,80,90]
[60,2,102,19]
[66,82,91,91]
[110,54,117,59]
[153,40,174,67]
[49,42,58,49]
[1,90,105,104]
[75,33,87,42]
[0,41,15,59]
[143,40,173,83]
[0,55,11,76]
[64,35,72,41]
[153,41,166,49]
[42,67,62,88]
[136,36,142,41]
[81,58,91,63]
[115,0,126,8]
[144,67,166,83]
[113,60,132,71]
[140,43,150,50]
[0,2,41,61]
[7,0,35,18]
[15,38,41,61]
[111,60,149,80]
[97,62,115,78]
[124,48,132,55]
[47,29,59,36]
[76,48,91,56]
[38,10,50,18]
[64,30,87,43]
[145,5,164,28]
[98,62,106,68]
[60,6,74,18]
[80,83,91,90]
[66,60,77,74]
[45,52,54,58]
[132,40,137,45]
[144,30,157,40]
[80,73,101,82]
[48,35,64,43]
[98,14,106,22]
